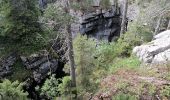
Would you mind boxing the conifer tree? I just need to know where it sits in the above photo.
[0,0,46,54]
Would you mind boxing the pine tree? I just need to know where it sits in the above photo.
[120,0,128,35]
[74,34,96,92]
[0,0,46,54]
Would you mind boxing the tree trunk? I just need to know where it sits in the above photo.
[64,0,77,97]
[66,25,77,88]
[114,0,119,15]
[167,20,170,30]
[154,14,163,36]
[120,0,128,35]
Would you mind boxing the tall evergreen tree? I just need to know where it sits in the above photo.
[0,0,46,55]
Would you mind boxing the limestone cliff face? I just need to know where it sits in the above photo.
[79,8,123,42]
[70,6,126,42]
[40,0,137,42]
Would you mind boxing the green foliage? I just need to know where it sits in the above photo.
[0,79,28,100]
[160,85,170,98]
[95,32,141,69]
[58,76,71,96]
[100,0,112,9]
[147,83,156,95]
[42,2,73,48]
[43,3,72,26]
[40,74,59,99]
[112,93,138,100]
[70,0,93,12]
[0,0,46,55]
[115,32,142,56]
[109,56,140,73]
[133,0,170,38]
[73,32,142,94]
[40,75,72,99]
[128,21,153,42]
[73,34,97,93]
[95,42,117,68]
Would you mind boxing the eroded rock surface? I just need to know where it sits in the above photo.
[133,30,170,64]
[0,51,61,83]
[0,53,17,78]
[79,7,124,42]
[21,52,59,83]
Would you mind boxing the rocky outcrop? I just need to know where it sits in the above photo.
[69,3,127,42]
[0,53,17,78]
[79,7,125,42]
[21,52,59,83]
[0,51,65,99]
[133,30,170,64]
[39,0,47,9]
[0,51,62,83]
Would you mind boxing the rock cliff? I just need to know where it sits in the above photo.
[79,8,124,42]
[133,30,170,64]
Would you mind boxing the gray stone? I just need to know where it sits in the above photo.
[133,30,170,64]
[79,7,125,42]
[0,53,17,77]
[27,57,48,69]
[103,10,115,18]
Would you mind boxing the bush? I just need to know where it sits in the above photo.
[0,79,28,100]
[112,93,138,100]
[58,76,72,96]
[160,85,170,98]
[128,21,153,42]
[95,42,117,69]
[115,32,142,56]
[40,75,72,99]
[40,74,59,99]
[95,32,141,69]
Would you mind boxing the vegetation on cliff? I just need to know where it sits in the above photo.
[0,0,170,100]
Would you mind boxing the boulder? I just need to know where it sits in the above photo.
[133,30,170,64]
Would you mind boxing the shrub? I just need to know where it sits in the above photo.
[115,32,142,56]
[40,75,72,99]
[160,85,170,98]
[0,79,28,100]
[128,21,153,42]
[58,76,72,96]
[95,32,141,69]
[40,74,59,99]
[112,93,138,100]
[95,42,117,69]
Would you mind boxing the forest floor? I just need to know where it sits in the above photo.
[91,64,170,100]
